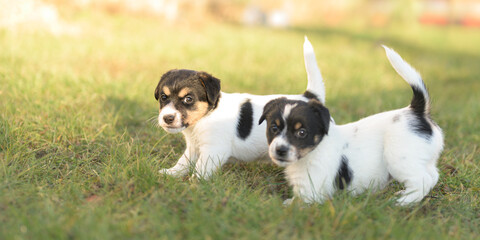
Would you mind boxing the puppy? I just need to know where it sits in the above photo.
[155,37,326,179]
[259,46,444,205]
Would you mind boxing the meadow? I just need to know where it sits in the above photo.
[1,10,480,239]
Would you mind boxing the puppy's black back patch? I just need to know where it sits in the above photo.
[409,115,432,139]
[237,99,253,140]
[409,85,433,139]
[336,155,352,190]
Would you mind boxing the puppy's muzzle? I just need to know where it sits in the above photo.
[163,114,175,124]
[275,145,289,158]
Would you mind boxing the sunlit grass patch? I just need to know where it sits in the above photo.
[1,10,480,239]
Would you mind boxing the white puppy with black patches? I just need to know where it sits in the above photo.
[259,46,444,206]
[155,37,326,179]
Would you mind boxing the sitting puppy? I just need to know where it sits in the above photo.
[155,37,326,179]
[259,46,444,206]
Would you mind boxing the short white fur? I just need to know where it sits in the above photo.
[159,37,326,179]
[304,36,326,104]
[272,46,444,206]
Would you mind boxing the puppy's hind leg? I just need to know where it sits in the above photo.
[394,167,438,206]
[386,150,439,206]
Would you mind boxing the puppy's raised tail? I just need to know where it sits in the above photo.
[383,45,430,116]
[304,36,326,104]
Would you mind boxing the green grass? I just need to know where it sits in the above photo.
[1,10,480,239]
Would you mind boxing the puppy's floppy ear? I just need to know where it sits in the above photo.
[197,72,221,106]
[154,76,164,101]
[154,84,160,100]
[259,98,282,125]
[308,99,330,135]
[258,106,269,125]
[155,69,177,101]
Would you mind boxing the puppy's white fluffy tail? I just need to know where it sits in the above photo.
[304,36,326,104]
[383,45,430,115]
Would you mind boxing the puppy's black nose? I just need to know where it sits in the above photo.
[163,114,175,124]
[276,146,288,157]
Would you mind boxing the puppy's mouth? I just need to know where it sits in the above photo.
[271,157,292,167]
[162,126,186,134]
[273,156,289,162]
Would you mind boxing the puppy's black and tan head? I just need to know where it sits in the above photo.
[259,98,330,166]
[154,69,221,133]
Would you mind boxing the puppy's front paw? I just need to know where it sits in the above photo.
[159,168,182,177]
[395,194,422,206]
[283,197,295,206]
[394,190,405,196]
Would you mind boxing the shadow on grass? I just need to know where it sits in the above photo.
[223,161,291,200]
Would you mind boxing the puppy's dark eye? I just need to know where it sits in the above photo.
[295,128,307,138]
[270,124,280,134]
[183,96,193,104]
[160,94,168,102]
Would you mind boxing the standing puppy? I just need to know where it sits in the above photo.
[259,46,444,205]
[155,37,326,179]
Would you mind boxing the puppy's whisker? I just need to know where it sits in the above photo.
[146,115,161,128]
[147,115,157,122]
